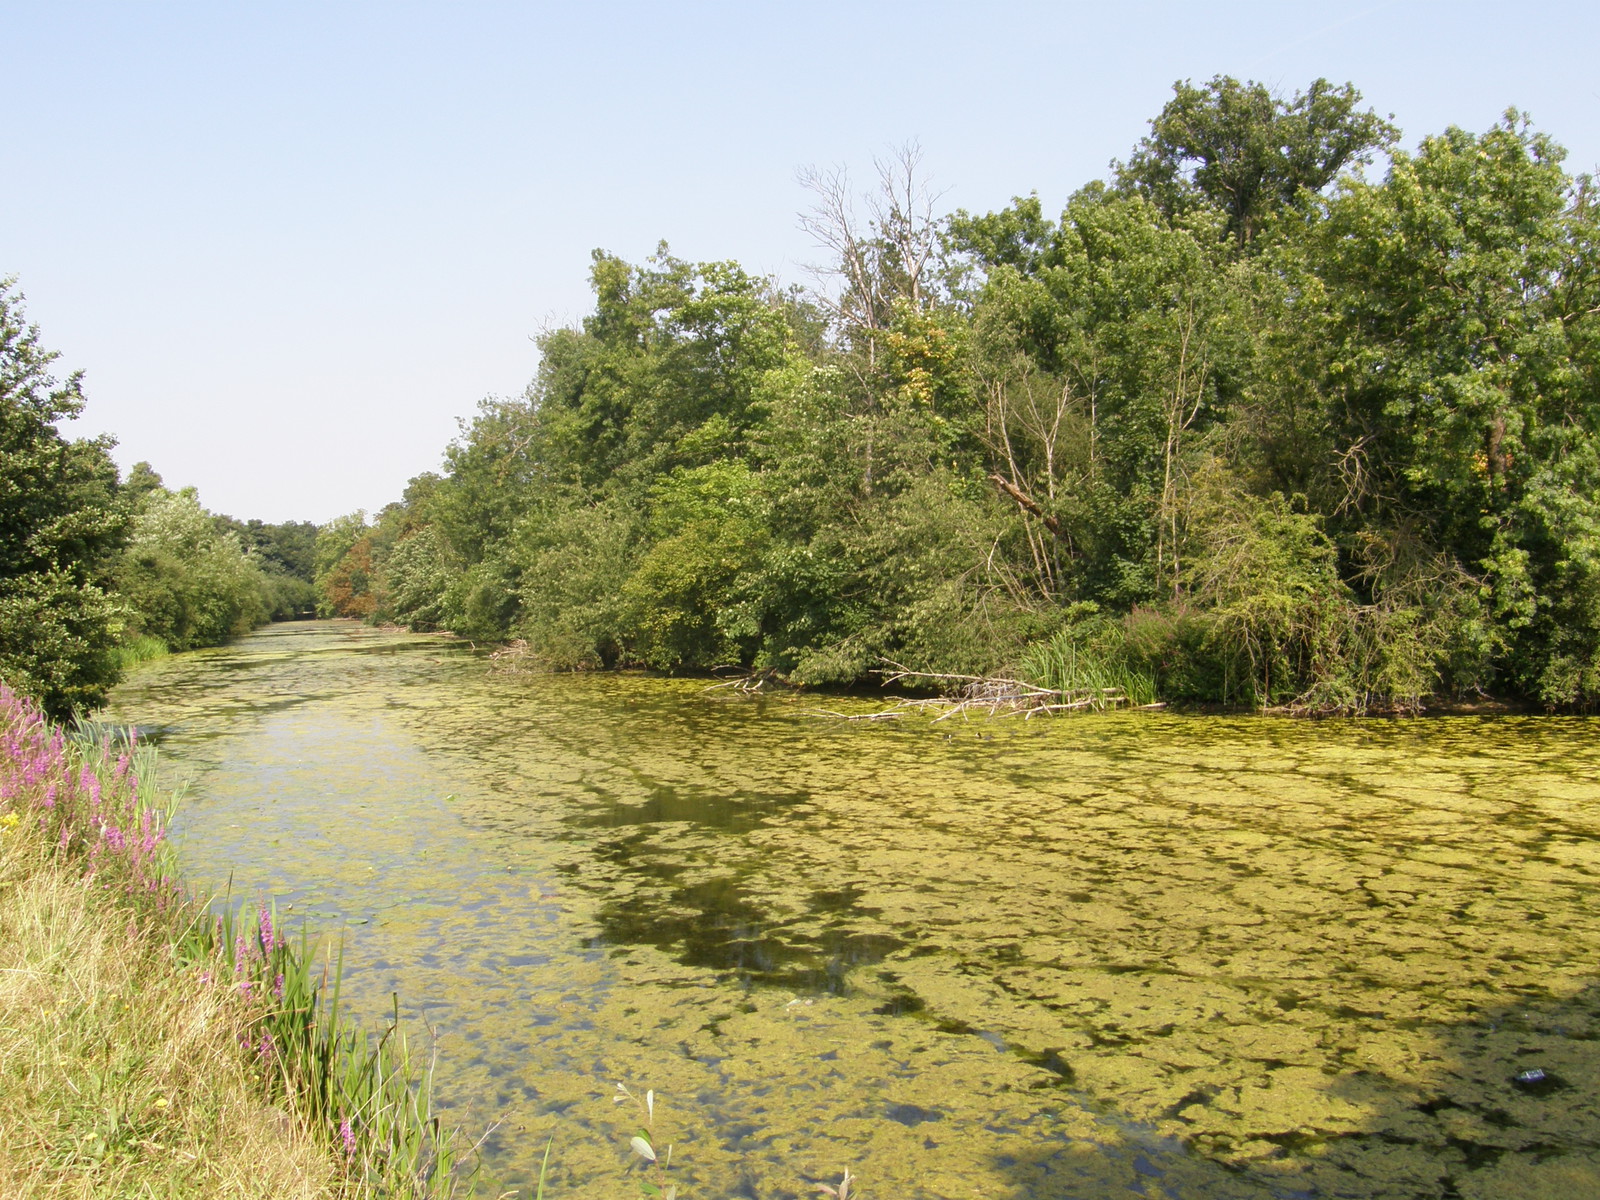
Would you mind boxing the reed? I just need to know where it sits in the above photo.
[177,902,467,1194]
[1017,629,1160,708]
[112,634,171,672]
[0,682,471,1198]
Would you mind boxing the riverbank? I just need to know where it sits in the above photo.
[0,684,466,1198]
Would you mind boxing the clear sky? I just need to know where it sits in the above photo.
[4,1,1596,523]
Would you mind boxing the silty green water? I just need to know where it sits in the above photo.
[106,621,1600,1199]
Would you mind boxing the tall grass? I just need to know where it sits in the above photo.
[1018,628,1160,708]
[0,683,470,1198]
[179,903,467,1192]
[113,634,170,672]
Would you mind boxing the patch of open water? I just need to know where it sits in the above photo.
[107,622,1600,1198]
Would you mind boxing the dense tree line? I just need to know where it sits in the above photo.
[319,80,1600,712]
[10,78,1596,716]
[0,280,319,716]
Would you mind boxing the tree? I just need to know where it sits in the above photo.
[115,487,269,649]
[0,280,129,716]
[1117,76,1396,246]
[1310,114,1600,703]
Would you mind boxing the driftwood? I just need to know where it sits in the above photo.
[487,639,538,674]
[702,666,791,697]
[799,708,905,722]
[797,661,1145,722]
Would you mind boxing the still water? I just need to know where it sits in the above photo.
[107,622,1600,1199]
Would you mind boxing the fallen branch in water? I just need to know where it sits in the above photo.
[487,638,538,674]
[800,708,905,721]
[703,667,791,697]
[868,661,1138,719]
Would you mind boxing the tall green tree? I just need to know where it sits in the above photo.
[1117,76,1396,246]
[1310,114,1600,702]
[0,281,128,716]
[115,485,270,650]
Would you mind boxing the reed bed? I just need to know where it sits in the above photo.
[1015,633,1161,709]
[0,683,470,1198]
[111,634,171,673]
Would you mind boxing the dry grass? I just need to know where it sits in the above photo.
[0,817,338,1199]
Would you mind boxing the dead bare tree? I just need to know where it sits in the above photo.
[796,144,944,496]
[797,141,942,334]
[1155,295,1213,599]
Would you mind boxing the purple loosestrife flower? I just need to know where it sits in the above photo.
[341,1118,357,1158]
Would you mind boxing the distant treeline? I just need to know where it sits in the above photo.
[309,79,1600,713]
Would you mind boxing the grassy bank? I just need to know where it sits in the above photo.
[0,684,468,1198]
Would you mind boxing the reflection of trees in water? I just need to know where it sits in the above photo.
[987,983,1600,1200]
[586,827,1600,1198]
[586,868,902,996]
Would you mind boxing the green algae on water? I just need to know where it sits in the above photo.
[109,622,1600,1199]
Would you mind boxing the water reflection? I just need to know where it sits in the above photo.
[107,622,1600,1199]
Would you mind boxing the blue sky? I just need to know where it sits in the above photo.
[4,1,1597,522]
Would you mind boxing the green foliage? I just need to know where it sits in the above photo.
[328,90,1600,714]
[115,487,269,651]
[0,280,128,717]
[512,497,639,666]
[1309,114,1600,705]
[214,513,321,619]
[621,461,769,669]
[1116,75,1397,246]
[383,526,453,632]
